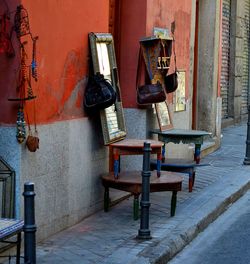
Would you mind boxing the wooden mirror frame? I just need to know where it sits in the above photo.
[88,32,126,145]
[155,101,173,131]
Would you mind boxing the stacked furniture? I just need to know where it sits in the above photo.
[102,139,184,220]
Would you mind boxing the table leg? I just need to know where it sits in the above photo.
[157,152,161,177]
[114,150,119,179]
[188,168,195,192]
[104,187,109,212]
[170,191,177,217]
[194,144,201,164]
[16,232,21,264]
[162,143,166,162]
[109,146,114,172]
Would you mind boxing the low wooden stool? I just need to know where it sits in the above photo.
[150,158,210,192]
[102,170,183,220]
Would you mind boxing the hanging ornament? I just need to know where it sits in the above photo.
[7,4,39,145]
[14,5,31,39]
[16,105,26,143]
[25,102,39,152]
[27,65,34,98]
[8,42,36,101]
[31,36,38,81]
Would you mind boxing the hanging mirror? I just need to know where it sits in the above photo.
[89,32,126,145]
[155,101,173,131]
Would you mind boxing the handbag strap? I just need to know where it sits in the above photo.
[136,46,143,90]
[172,35,177,72]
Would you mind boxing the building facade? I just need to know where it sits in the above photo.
[220,0,250,126]
[0,0,248,241]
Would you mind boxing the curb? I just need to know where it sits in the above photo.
[140,179,250,263]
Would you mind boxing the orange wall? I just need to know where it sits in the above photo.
[0,0,109,124]
[119,0,193,108]
[1,0,193,123]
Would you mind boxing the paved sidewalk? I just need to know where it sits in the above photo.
[35,124,250,264]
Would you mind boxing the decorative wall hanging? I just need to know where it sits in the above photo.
[14,5,31,38]
[5,4,40,149]
[16,105,26,143]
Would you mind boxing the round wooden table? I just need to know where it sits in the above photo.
[108,139,163,178]
[102,170,184,220]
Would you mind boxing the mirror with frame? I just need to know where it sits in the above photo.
[155,101,173,131]
[88,32,127,145]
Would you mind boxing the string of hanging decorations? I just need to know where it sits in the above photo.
[0,1,40,151]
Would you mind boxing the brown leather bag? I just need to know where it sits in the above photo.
[26,135,39,152]
[137,82,166,105]
[136,47,166,105]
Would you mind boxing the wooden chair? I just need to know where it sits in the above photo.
[0,218,24,264]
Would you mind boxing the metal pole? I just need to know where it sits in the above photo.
[244,105,250,165]
[23,182,36,264]
[137,142,152,239]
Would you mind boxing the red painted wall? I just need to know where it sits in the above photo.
[1,0,193,123]
[119,0,193,108]
[0,0,109,124]
[118,0,147,108]
[0,0,21,124]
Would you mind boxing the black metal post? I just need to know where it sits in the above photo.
[23,182,36,264]
[137,142,152,239]
[244,105,250,165]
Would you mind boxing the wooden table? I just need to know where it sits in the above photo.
[102,170,184,220]
[109,139,163,178]
[150,129,212,164]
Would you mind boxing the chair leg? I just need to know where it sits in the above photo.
[171,191,177,216]
[133,194,139,220]
[192,171,196,187]
[188,171,193,192]
[104,187,109,212]
[16,232,21,264]
[188,168,196,192]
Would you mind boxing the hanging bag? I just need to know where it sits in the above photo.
[84,72,117,112]
[136,47,166,105]
[25,66,39,152]
[164,35,178,94]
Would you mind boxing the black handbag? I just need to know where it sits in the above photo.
[164,36,178,94]
[165,71,178,94]
[84,72,116,112]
